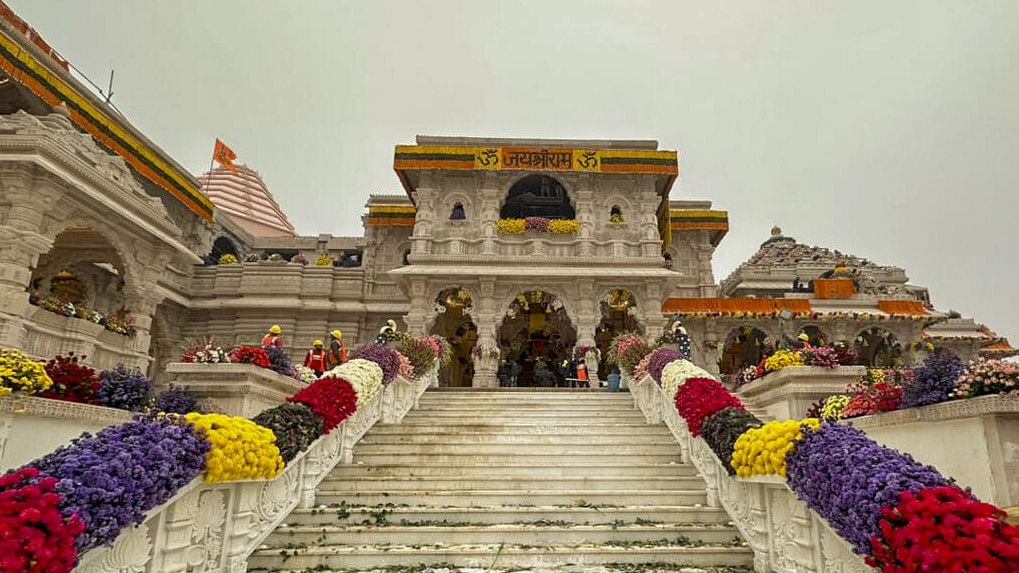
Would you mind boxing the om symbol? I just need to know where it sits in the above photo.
[478,148,499,167]
[577,150,598,170]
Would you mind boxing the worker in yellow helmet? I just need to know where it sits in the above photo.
[304,339,327,377]
[327,329,347,368]
[261,324,283,349]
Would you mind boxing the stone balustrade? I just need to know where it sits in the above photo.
[0,395,134,471]
[73,369,436,573]
[844,394,1019,507]
[164,362,308,418]
[631,374,872,573]
[736,366,866,420]
[21,305,149,371]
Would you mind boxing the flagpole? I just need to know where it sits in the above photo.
[204,140,217,190]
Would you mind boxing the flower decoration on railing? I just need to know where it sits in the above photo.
[314,253,334,267]
[471,343,500,360]
[217,253,238,265]
[153,385,201,414]
[0,467,84,572]
[288,375,357,432]
[764,349,804,372]
[228,345,270,369]
[290,253,308,265]
[605,333,651,375]
[27,294,137,337]
[186,413,284,482]
[96,363,153,412]
[644,351,1019,570]
[496,217,579,235]
[179,337,230,364]
[41,353,99,404]
[0,347,53,396]
[349,343,401,385]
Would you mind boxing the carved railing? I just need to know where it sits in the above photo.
[73,368,437,573]
[630,374,873,573]
[22,306,148,371]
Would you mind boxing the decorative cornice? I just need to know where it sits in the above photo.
[844,394,1019,430]
[0,395,133,424]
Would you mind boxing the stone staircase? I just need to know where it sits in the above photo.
[249,391,753,572]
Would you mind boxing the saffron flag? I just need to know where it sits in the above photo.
[212,138,238,173]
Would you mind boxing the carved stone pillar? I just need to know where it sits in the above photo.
[121,287,164,362]
[472,278,498,387]
[402,281,430,336]
[0,172,62,347]
[479,183,499,255]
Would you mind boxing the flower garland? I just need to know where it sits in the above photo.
[29,416,209,550]
[329,359,383,407]
[869,485,1019,570]
[96,364,153,411]
[0,347,53,396]
[288,375,358,432]
[674,377,745,437]
[0,467,84,573]
[547,219,580,234]
[661,359,711,399]
[699,407,763,475]
[228,345,270,368]
[41,353,99,404]
[731,418,820,477]
[496,218,526,234]
[349,343,401,385]
[185,413,284,482]
[252,403,325,462]
[525,216,549,232]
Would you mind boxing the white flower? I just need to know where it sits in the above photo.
[661,359,713,399]
[329,359,383,407]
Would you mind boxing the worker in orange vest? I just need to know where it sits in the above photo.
[304,339,328,377]
[576,358,590,388]
[327,329,347,368]
[261,324,283,349]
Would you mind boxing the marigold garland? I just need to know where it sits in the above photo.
[0,347,53,396]
[547,219,580,234]
[731,418,820,477]
[185,413,284,482]
[496,218,526,234]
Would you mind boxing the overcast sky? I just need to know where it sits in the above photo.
[12,1,1019,340]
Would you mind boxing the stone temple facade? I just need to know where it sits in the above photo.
[0,12,1012,389]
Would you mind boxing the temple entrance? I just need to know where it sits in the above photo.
[497,291,576,387]
[594,289,642,380]
[430,287,477,387]
[720,326,769,374]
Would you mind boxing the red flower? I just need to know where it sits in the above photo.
[288,375,358,432]
[40,353,99,404]
[228,346,270,369]
[675,377,746,436]
[0,467,84,573]
[868,485,1019,572]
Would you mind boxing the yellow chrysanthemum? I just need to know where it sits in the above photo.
[0,348,52,395]
[185,413,284,482]
[496,218,526,234]
[547,219,580,234]
[764,350,804,373]
[731,418,820,477]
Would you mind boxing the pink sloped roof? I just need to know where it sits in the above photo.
[199,165,296,237]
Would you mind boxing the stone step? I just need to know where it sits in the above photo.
[265,523,743,546]
[282,504,732,527]
[358,434,676,446]
[409,402,638,409]
[332,462,699,479]
[353,452,682,465]
[353,443,680,456]
[403,410,645,419]
[247,542,753,570]
[315,489,708,507]
[373,422,662,433]
[320,476,706,492]
[418,392,632,399]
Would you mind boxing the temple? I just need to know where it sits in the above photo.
[1,5,1017,572]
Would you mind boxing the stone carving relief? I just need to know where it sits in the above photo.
[78,525,152,573]
[177,489,227,572]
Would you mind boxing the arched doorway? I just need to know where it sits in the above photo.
[595,289,643,379]
[29,226,129,321]
[498,290,576,387]
[429,287,476,387]
[720,326,769,374]
[855,327,902,368]
[500,175,576,219]
[800,325,829,346]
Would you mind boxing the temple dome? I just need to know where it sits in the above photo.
[200,165,296,237]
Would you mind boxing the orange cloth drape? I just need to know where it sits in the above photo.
[813,279,856,299]
[661,298,812,314]
[877,300,929,316]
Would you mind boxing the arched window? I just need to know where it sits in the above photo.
[610,204,624,223]
[209,236,239,262]
[500,175,575,219]
[449,202,466,220]
[402,249,411,265]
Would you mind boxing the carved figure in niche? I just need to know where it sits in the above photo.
[663,252,674,269]
[449,202,466,220]
[610,205,624,223]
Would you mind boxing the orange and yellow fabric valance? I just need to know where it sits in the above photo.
[662,298,812,315]
[877,300,929,316]
[813,279,856,299]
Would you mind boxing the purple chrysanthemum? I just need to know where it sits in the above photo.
[350,343,401,385]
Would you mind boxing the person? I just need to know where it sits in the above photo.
[261,324,283,349]
[304,339,328,377]
[498,359,510,387]
[795,331,813,350]
[327,329,347,368]
[575,358,590,388]
[508,359,522,387]
[534,359,554,388]
[376,319,398,344]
